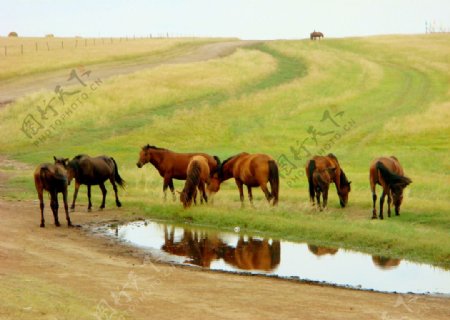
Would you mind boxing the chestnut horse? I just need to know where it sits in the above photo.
[310,31,324,40]
[34,156,72,227]
[208,153,279,206]
[306,153,351,210]
[67,154,125,211]
[370,156,412,219]
[136,145,220,201]
[179,155,210,208]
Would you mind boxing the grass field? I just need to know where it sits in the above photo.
[0,34,449,268]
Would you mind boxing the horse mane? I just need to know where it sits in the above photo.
[142,144,168,151]
[339,168,351,188]
[376,161,412,187]
[217,153,245,178]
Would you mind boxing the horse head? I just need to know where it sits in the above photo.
[338,169,351,208]
[391,177,412,215]
[136,144,152,168]
[53,156,69,168]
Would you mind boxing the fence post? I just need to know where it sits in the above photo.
[61,41,64,49]
[47,42,50,51]
[21,44,23,55]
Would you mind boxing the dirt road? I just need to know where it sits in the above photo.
[0,40,258,106]
[0,158,448,319]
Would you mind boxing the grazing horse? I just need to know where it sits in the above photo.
[34,156,72,227]
[136,145,220,201]
[310,31,324,40]
[179,155,210,208]
[67,154,125,211]
[208,153,279,206]
[306,153,351,210]
[370,156,412,219]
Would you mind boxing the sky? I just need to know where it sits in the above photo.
[1,0,449,39]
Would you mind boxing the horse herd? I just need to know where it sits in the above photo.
[34,145,412,228]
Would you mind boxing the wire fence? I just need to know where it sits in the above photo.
[0,34,201,57]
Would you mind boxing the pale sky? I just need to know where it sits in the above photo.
[1,0,449,39]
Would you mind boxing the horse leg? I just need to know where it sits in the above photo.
[323,185,329,210]
[199,182,208,204]
[235,179,245,207]
[379,190,386,220]
[109,178,122,207]
[316,189,322,211]
[162,177,170,201]
[260,184,272,203]
[87,185,92,211]
[387,191,392,218]
[99,183,107,209]
[372,191,377,219]
[62,189,72,227]
[50,192,60,227]
[168,179,176,202]
[247,186,254,207]
[70,181,80,211]
[38,189,45,227]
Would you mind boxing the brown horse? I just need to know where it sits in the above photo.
[370,156,412,219]
[67,154,125,211]
[305,153,351,210]
[34,156,72,227]
[208,153,279,206]
[179,155,210,208]
[136,145,220,201]
[310,31,324,40]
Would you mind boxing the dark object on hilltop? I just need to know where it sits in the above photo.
[310,31,324,40]
[8,31,18,37]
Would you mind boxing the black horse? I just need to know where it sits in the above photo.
[66,154,125,211]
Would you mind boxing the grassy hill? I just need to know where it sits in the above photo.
[1,35,449,267]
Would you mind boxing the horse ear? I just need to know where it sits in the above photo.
[53,156,57,161]
[349,181,352,184]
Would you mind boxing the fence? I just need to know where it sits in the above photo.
[0,34,199,57]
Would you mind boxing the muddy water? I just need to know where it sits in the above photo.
[100,220,450,295]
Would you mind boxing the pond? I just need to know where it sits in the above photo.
[98,220,450,295]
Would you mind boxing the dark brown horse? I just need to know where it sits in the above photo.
[179,155,210,208]
[34,156,72,227]
[207,153,279,206]
[370,156,412,219]
[67,154,125,211]
[310,31,324,40]
[136,145,220,201]
[306,153,351,210]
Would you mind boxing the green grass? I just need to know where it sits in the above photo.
[1,35,449,268]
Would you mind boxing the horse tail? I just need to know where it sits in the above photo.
[307,160,316,201]
[111,158,126,189]
[184,160,201,205]
[375,161,412,187]
[213,155,221,166]
[268,160,279,205]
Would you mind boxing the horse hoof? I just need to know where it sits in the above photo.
[99,206,105,210]
[55,223,61,227]
[68,223,74,228]
[371,216,377,220]
[87,208,92,212]
[116,202,122,208]
[40,223,45,228]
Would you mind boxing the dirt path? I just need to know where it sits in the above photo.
[0,41,258,106]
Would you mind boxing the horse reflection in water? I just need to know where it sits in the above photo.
[162,226,222,267]
[372,255,401,270]
[222,237,281,271]
[307,244,339,256]
[161,227,280,271]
